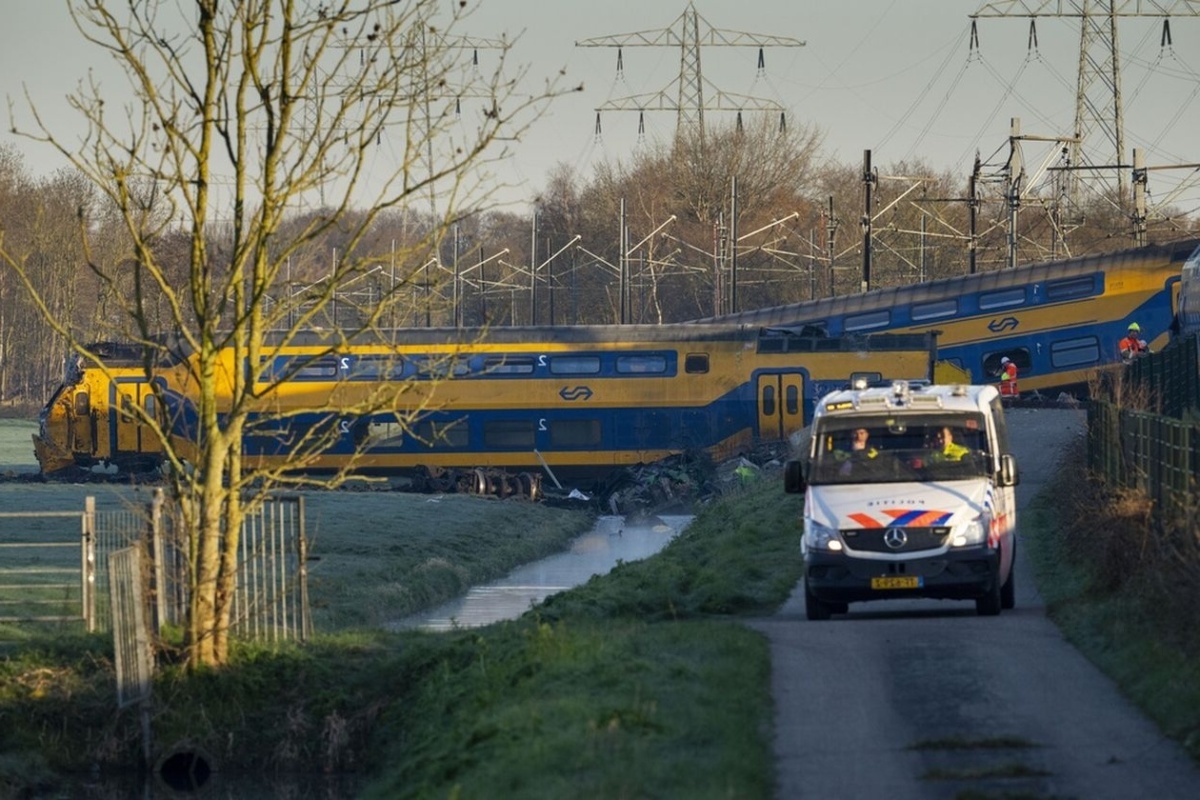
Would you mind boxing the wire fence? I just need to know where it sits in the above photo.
[1126,332,1200,419]
[0,492,310,643]
[1088,332,1200,531]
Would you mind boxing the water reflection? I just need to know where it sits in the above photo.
[391,514,692,632]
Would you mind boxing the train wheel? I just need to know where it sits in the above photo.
[518,472,539,501]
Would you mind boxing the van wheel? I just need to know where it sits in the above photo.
[1000,563,1016,610]
[976,571,1003,616]
[805,582,834,621]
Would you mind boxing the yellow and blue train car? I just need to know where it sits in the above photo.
[33,324,941,488]
[694,239,1200,397]
[34,340,168,476]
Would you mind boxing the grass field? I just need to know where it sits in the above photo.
[0,419,39,475]
[0,417,598,633]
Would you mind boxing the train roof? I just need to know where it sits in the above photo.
[689,237,1200,328]
[80,324,939,366]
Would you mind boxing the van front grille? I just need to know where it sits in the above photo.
[841,526,949,553]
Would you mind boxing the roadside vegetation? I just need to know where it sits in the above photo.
[1023,436,1200,760]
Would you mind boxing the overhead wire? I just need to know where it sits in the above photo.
[880,26,972,162]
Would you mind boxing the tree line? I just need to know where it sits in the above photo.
[5,121,1195,411]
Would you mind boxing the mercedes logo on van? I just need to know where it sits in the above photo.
[883,529,908,549]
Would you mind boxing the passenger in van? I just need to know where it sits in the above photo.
[929,427,970,462]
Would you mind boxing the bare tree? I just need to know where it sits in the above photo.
[568,117,824,320]
[1,0,571,667]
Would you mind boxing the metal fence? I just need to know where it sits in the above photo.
[138,491,311,642]
[0,501,98,628]
[1088,401,1200,527]
[108,546,153,708]
[1,492,310,643]
[1127,332,1200,419]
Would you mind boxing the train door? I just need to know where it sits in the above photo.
[68,386,95,456]
[756,372,804,443]
[111,379,160,462]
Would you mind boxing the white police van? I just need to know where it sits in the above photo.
[784,380,1019,620]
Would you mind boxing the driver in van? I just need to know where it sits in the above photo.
[832,427,879,475]
[847,427,877,457]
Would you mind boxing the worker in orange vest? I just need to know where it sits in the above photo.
[998,356,1018,402]
[1118,322,1149,363]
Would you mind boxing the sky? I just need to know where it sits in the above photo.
[3,1,1198,217]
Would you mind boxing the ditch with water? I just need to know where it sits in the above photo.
[54,511,690,798]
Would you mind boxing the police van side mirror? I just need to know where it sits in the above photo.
[784,459,807,493]
[999,453,1019,487]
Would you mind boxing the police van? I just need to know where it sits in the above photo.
[784,380,1019,620]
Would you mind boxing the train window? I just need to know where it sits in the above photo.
[484,420,535,448]
[762,384,776,416]
[912,299,958,320]
[74,392,90,416]
[844,310,890,331]
[786,383,799,415]
[1046,275,1099,301]
[616,354,667,374]
[550,419,601,447]
[979,288,1026,310]
[483,356,535,375]
[348,356,404,380]
[415,419,469,448]
[984,349,1031,377]
[411,356,469,379]
[549,356,601,375]
[295,358,339,379]
[120,393,134,422]
[261,357,339,381]
[144,394,157,420]
[1050,336,1101,368]
[685,354,709,374]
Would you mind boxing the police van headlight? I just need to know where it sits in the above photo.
[950,517,987,547]
[804,520,843,552]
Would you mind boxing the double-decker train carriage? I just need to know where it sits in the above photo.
[33,324,951,493]
[693,238,1200,398]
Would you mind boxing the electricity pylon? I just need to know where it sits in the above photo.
[970,0,1200,210]
[575,1,805,141]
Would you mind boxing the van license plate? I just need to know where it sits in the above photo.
[871,576,922,590]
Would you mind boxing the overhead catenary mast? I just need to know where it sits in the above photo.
[970,0,1200,212]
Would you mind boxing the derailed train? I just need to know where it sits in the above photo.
[694,238,1200,398]
[33,324,949,492]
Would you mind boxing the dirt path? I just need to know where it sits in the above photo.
[749,408,1200,799]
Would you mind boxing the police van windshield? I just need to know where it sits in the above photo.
[809,413,990,485]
